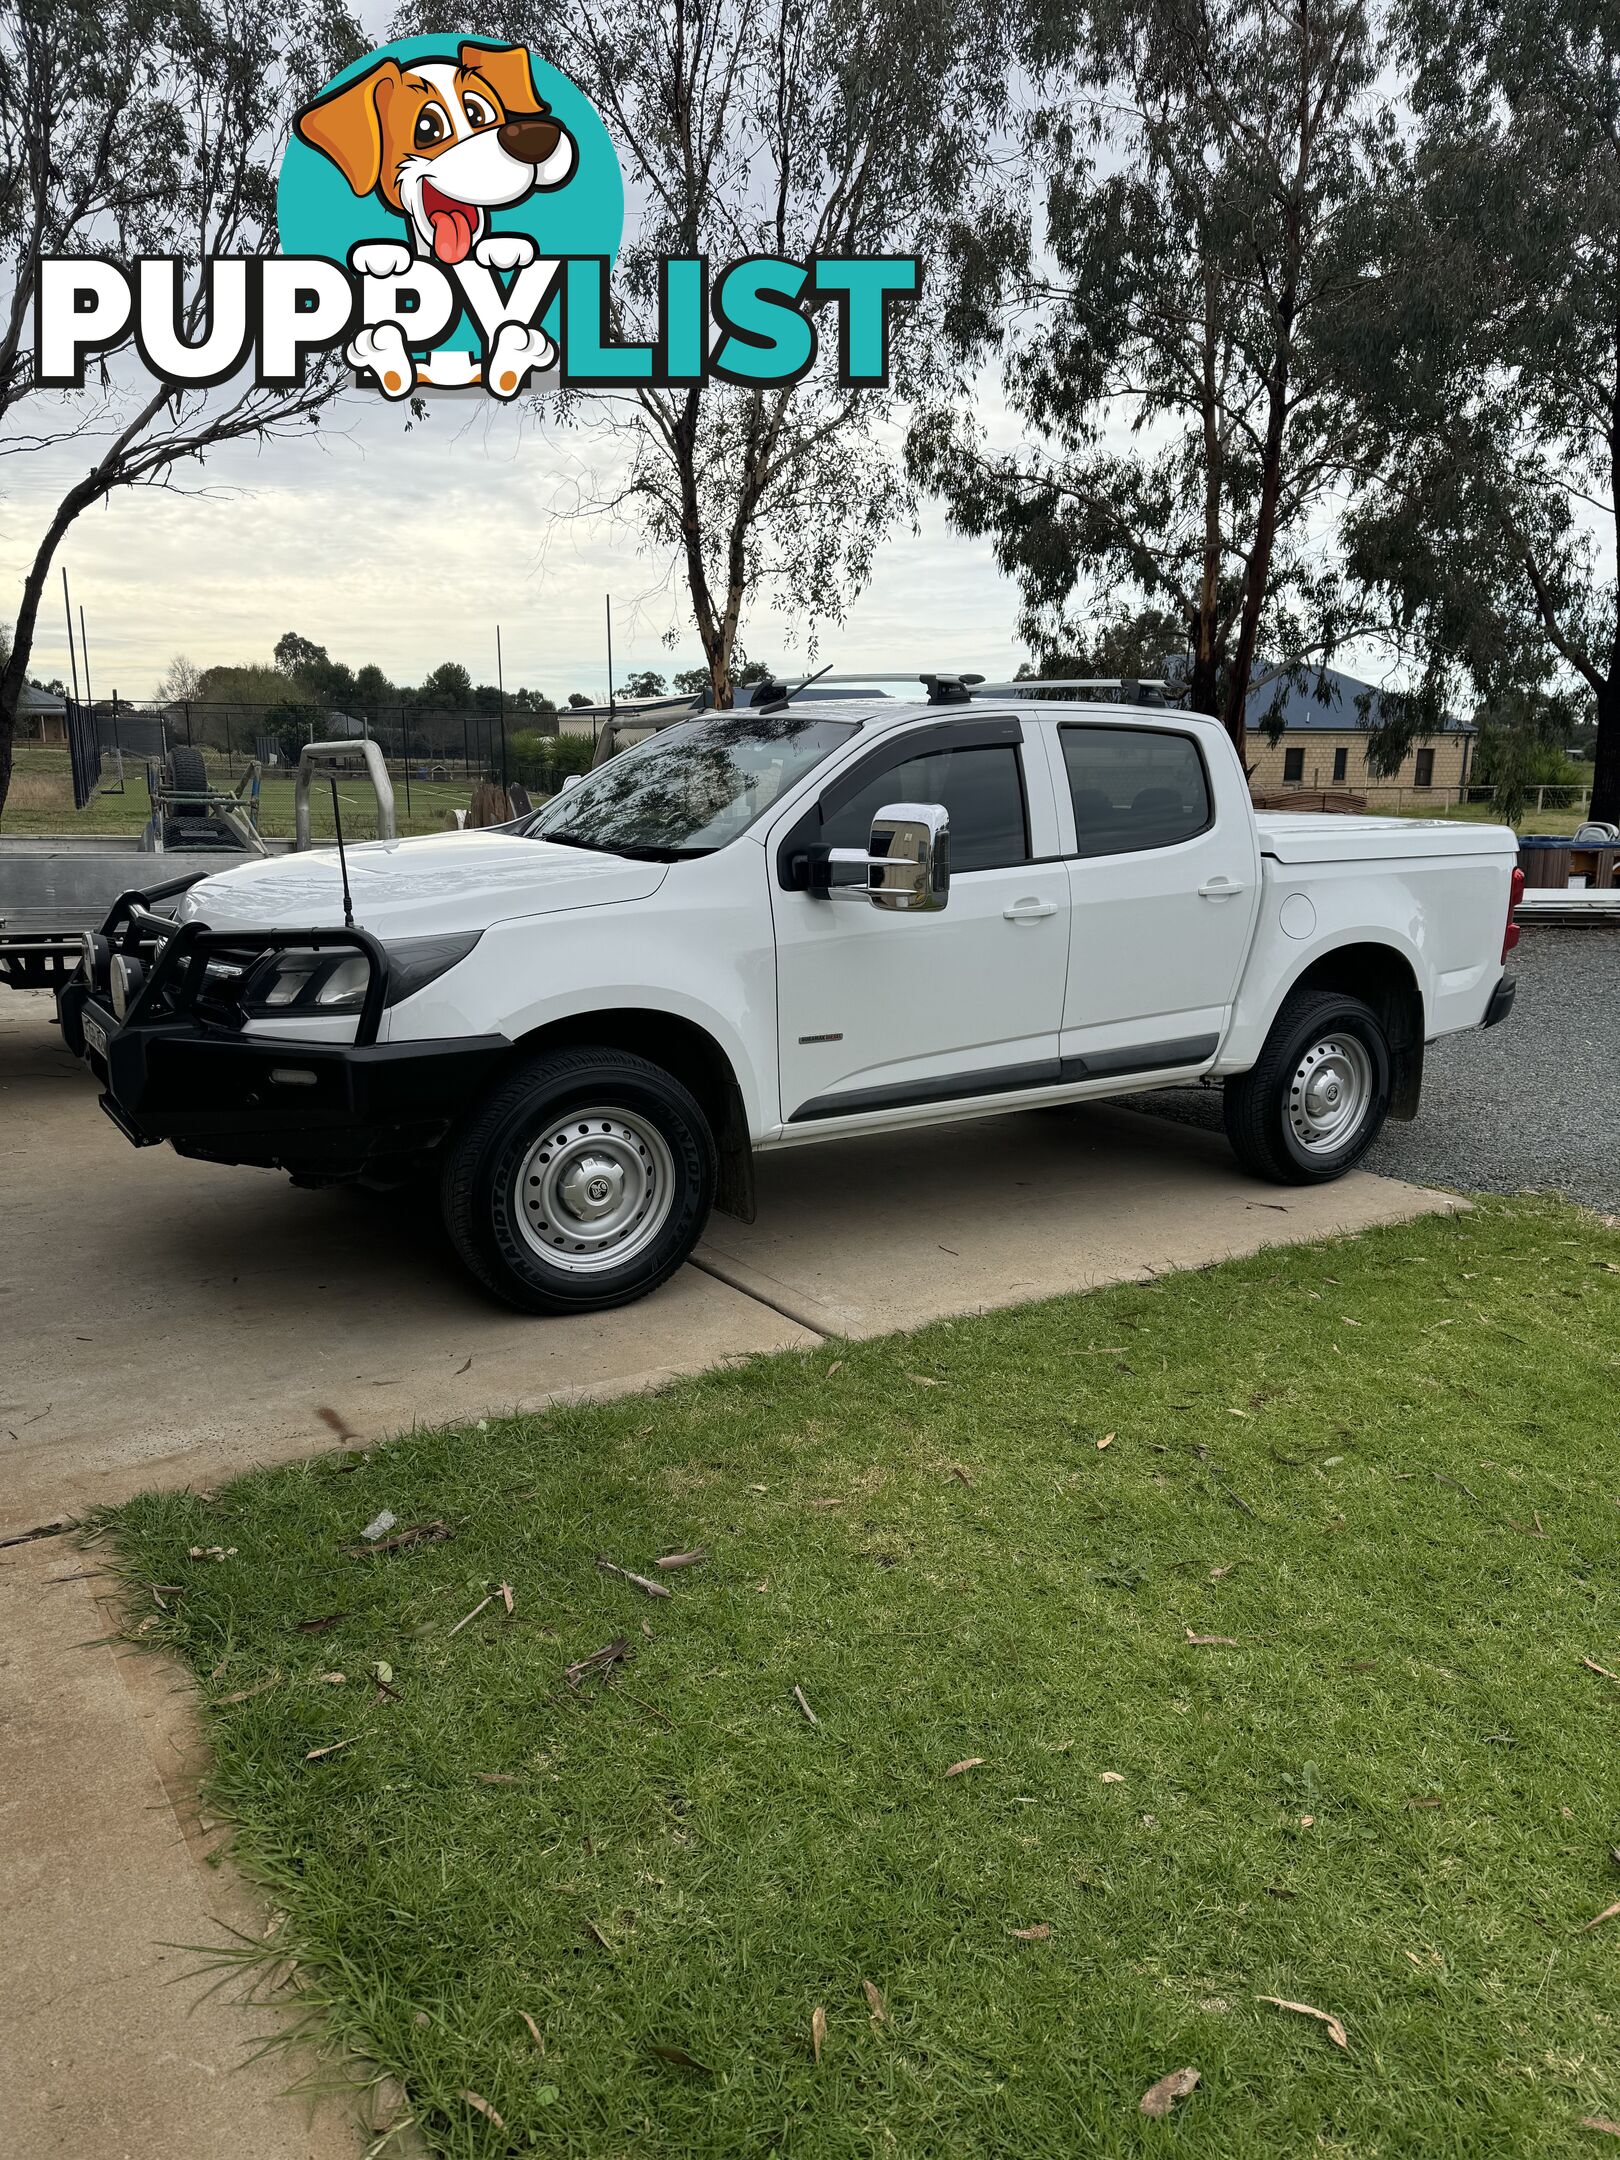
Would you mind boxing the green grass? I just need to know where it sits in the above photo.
[101,1198,1620,2158]
[4,743,474,840]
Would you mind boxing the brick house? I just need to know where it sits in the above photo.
[1244,667,1474,799]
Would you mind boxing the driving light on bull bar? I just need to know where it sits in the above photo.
[109,954,144,1019]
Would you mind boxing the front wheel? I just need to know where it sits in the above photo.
[441,1047,716,1313]
[1223,988,1391,1184]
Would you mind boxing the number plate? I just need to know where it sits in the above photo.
[82,1014,108,1061]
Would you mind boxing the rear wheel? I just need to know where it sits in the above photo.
[1223,988,1391,1184]
[441,1047,716,1313]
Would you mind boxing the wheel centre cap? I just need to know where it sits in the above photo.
[558,1152,626,1222]
[1307,1068,1343,1116]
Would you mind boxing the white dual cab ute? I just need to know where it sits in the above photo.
[68,679,1522,1314]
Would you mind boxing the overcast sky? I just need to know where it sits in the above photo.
[2,376,1030,704]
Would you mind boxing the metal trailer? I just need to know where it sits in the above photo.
[0,740,395,999]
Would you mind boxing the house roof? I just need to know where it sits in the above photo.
[18,680,67,713]
[1246,666,1473,735]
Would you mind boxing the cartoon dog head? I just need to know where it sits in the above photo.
[294,42,576,265]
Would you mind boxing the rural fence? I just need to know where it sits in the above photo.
[59,696,596,822]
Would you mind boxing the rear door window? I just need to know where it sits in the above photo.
[820,742,1029,872]
[1059,726,1211,857]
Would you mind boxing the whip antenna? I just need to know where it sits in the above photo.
[328,777,355,930]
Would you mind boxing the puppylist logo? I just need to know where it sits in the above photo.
[33,35,920,401]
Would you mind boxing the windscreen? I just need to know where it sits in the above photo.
[528,710,859,857]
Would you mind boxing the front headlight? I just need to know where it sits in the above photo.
[242,933,480,1018]
[248,950,362,1012]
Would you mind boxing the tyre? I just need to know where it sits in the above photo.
[1223,988,1391,1184]
[440,1047,716,1314]
[165,745,210,816]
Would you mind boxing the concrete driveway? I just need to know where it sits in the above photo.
[2,990,1462,1537]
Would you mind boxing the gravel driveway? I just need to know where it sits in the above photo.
[1132,927,1620,1213]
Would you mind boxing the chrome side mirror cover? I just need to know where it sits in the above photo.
[824,800,950,911]
[867,802,950,911]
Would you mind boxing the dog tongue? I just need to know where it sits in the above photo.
[429,200,477,265]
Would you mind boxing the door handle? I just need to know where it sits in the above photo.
[1198,877,1246,899]
[1003,898,1058,922]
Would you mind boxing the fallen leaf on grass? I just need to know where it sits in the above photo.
[1186,1630,1239,1646]
[949,1464,975,1486]
[476,1772,518,1785]
[1228,1407,1252,1418]
[811,2005,827,2062]
[1582,1900,1620,1931]
[655,1548,709,1570]
[793,1684,819,1726]
[1097,1432,1115,1451]
[648,2043,711,2073]
[824,1360,844,1379]
[597,1556,672,1598]
[945,1757,986,1777]
[1257,1995,1348,2049]
[304,1735,361,1762]
[219,1673,280,1706]
[862,1979,886,2023]
[296,1611,347,1633]
[1582,1658,1620,1682]
[500,1581,514,1614]
[1406,1795,1443,1809]
[565,1638,629,1687]
[1100,1771,1126,1784]
[1139,2066,1201,2118]
[462,2091,505,2129]
[907,1373,940,1387]
[340,1520,451,1559]
[320,1672,346,1686]
[518,2010,544,2053]
[1010,1923,1051,1940]
[1580,2117,1620,2136]
[1209,1563,1235,1580]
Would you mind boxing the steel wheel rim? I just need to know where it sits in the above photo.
[1287,1034,1373,1154]
[514,1105,676,1273]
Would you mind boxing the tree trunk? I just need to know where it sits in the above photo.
[0,496,81,825]
[1591,677,1620,825]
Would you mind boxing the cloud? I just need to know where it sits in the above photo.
[3,381,1026,698]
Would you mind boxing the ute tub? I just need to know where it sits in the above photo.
[1254,813,1518,864]
[1254,813,1517,865]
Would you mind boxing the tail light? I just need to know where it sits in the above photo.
[1503,865,1525,959]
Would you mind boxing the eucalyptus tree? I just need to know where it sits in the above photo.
[0,0,363,821]
[1343,0,1620,819]
[911,0,1397,766]
[401,0,1002,704]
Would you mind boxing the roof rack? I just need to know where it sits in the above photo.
[743,670,1180,708]
[971,677,1176,702]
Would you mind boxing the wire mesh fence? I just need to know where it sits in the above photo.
[25,697,602,839]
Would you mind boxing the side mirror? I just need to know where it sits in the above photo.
[825,801,950,911]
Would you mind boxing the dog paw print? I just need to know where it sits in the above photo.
[346,322,415,399]
[474,233,539,273]
[348,240,414,280]
[485,321,555,398]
